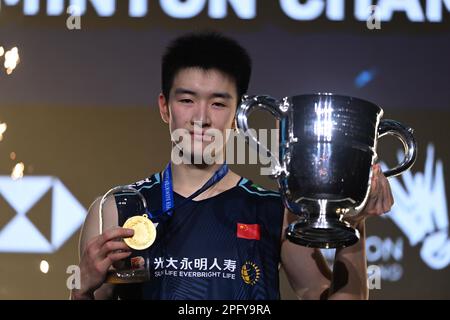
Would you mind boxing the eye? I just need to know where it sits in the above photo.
[212,102,226,108]
[179,99,193,104]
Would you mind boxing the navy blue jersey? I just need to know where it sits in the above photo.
[115,172,285,300]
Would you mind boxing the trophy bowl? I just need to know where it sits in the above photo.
[237,93,417,248]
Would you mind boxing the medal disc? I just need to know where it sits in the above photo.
[123,215,156,250]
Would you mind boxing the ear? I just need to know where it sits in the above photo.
[158,93,170,124]
[231,116,237,129]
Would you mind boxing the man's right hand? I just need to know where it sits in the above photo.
[72,227,134,299]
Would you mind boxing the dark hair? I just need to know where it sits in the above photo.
[162,32,252,101]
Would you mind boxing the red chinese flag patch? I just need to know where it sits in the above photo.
[237,223,261,240]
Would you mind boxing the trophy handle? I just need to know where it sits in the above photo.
[99,185,148,234]
[378,119,418,178]
[236,95,286,177]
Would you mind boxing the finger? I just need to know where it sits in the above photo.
[372,164,382,200]
[98,251,132,273]
[369,165,386,215]
[98,227,134,247]
[363,169,378,213]
[373,189,385,216]
[375,167,389,214]
[387,178,395,205]
[104,251,133,267]
[84,236,103,259]
[383,175,394,207]
[98,240,132,259]
[368,165,380,201]
[380,176,394,213]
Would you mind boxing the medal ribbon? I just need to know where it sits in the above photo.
[147,162,229,221]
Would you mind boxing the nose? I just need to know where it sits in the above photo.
[191,101,211,129]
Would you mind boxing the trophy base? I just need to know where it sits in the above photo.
[286,218,360,249]
[105,269,150,284]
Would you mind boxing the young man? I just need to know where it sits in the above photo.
[71,32,393,300]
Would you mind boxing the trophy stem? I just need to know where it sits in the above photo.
[286,201,360,249]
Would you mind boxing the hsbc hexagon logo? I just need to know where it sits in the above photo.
[0,176,86,253]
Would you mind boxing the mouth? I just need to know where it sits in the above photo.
[189,131,214,142]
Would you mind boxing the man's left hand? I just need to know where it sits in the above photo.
[347,164,394,226]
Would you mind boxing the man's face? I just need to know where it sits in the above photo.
[159,67,238,164]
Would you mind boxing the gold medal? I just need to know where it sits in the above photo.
[123,214,156,250]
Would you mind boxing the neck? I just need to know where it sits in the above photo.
[170,161,224,195]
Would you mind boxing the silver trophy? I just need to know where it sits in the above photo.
[237,93,417,248]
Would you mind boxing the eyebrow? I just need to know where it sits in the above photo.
[211,92,233,99]
[173,88,233,99]
[174,88,197,96]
